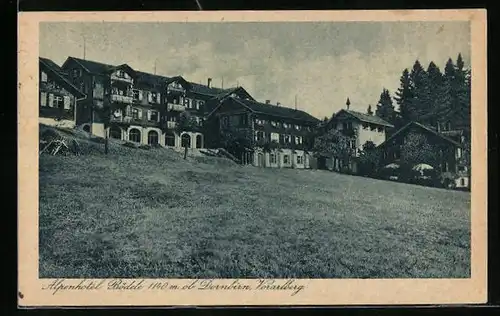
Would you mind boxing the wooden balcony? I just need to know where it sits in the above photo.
[167,103,186,111]
[111,94,133,104]
[110,73,134,83]
[110,115,133,123]
[167,85,185,93]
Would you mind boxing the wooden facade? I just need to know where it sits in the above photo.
[39,57,86,128]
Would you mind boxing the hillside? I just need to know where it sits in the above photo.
[39,125,471,278]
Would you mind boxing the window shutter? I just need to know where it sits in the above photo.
[148,92,153,103]
[126,105,132,116]
[156,112,160,122]
[40,92,47,106]
[157,93,161,104]
[63,96,71,109]
[138,90,143,101]
[48,93,54,107]
[138,110,143,119]
[147,110,151,121]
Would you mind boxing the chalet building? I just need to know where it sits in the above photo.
[39,57,86,128]
[321,108,394,172]
[377,121,469,188]
[206,97,320,169]
[59,56,255,149]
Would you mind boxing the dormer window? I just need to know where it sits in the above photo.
[294,125,301,130]
[283,123,290,129]
[271,121,277,127]
[41,71,48,82]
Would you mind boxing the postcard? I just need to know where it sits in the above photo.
[18,9,487,307]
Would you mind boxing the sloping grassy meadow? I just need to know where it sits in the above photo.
[39,126,471,278]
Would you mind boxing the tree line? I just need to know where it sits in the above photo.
[369,53,471,132]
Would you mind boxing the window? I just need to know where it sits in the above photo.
[271,133,279,142]
[271,121,277,127]
[132,108,140,120]
[184,98,191,108]
[370,125,376,131]
[296,155,303,164]
[72,69,81,78]
[41,71,48,82]
[255,119,264,125]
[377,127,383,133]
[255,131,264,141]
[295,136,303,145]
[362,123,369,130]
[283,123,290,129]
[283,155,290,164]
[199,100,205,109]
[54,95,64,108]
[133,90,140,101]
[284,135,291,143]
[149,110,159,122]
[221,116,229,127]
[270,154,277,164]
[240,114,248,126]
[460,178,465,186]
[294,125,301,130]
[456,147,462,159]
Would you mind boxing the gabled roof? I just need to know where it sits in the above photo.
[209,97,320,124]
[378,121,462,148]
[39,57,86,98]
[189,82,227,96]
[215,86,255,101]
[332,109,394,127]
[64,57,136,76]
[39,57,66,75]
[135,71,170,87]
[166,76,193,89]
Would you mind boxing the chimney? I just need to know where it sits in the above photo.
[207,78,212,88]
[265,100,271,104]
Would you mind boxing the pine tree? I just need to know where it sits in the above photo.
[410,60,432,119]
[394,68,415,124]
[367,104,373,115]
[454,53,471,131]
[375,88,395,123]
[426,61,444,114]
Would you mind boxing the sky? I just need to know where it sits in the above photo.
[40,21,470,119]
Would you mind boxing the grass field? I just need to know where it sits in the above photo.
[39,126,471,278]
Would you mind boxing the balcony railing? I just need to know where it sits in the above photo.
[110,116,133,123]
[167,103,186,111]
[111,94,133,104]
